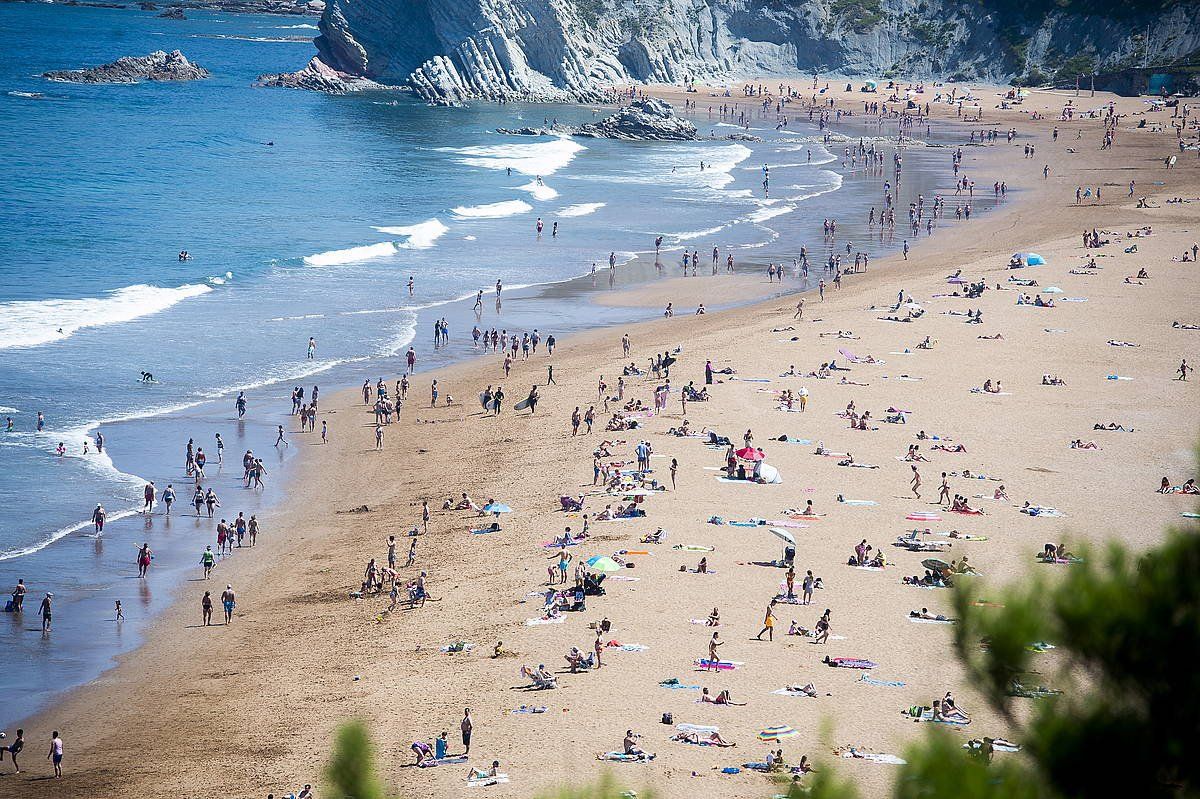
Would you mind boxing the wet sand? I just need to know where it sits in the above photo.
[9,83,1200,799]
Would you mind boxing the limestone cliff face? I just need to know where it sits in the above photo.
[311,0,1200,102]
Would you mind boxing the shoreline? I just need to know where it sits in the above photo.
[0,92,984,728]
[8,80,1199,798]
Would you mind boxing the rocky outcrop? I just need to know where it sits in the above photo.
[158,6,186,18]
[256,56,381,94]
[574,98,697,140]
[42,50,209,83]
[300,0,1200,104]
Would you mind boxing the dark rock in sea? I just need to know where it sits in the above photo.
[495,126,558,136]
[158,6,186,18]
[574,98,697,141]
[42,50,209,84]
[138,2,158,9]
[723,132,761,142]
[256,56,381,95]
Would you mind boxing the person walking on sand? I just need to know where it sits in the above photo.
[47,731,63,779]
[911,465,922,499]
[375,424,384,450]
[461,709,474,756]
[92,503,106,534]
[1178,359,1192,381]
[136,543,152,578]
[706,632,723,668]
[756,600,777,641]
[275,424,287,447]
[201,546,215,579]
[938,472,950,505]
[202,590,213,625]
[794,298,805,320]
[221,584,236,624]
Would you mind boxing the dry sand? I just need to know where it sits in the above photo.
[9,82,1200,799]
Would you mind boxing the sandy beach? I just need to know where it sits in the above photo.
[7,82,1199,799]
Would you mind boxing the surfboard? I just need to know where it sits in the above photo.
[514,397,533,411]
[479,392,491,410]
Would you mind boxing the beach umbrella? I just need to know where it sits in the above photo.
[769,528,796,547]
[482,502,513,515]
[735,447,765,461]
[758,725,799,742]
[922,558,951,571]
[585,555,623,573]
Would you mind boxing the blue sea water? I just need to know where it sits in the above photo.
[0,2,993,726]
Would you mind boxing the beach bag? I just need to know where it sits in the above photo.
[661,712,673,725]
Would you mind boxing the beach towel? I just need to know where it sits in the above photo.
[772,687,818,697]
[676,723,721,733]
[826,657,876,669]
[1106,375,1133,381]
[905,708,971,725]
[440,642,476,653]
[673,544,715,552]
[1182,512,1200,519]
[619,644,649,652]
[466,773,510,787]
[838,750,907,765]
[906,512,942,521]
[778,436,813,444]
[1021,506,1065,518]
[964,739,1020,753]
[470,527,501,535]
[837,499,878,506]
[659,682,701,690]
[695,659,741,670]
[511,706,547,714]
[950,508,985,515]
[419,755,469,768]
[859,674,906,688]
[727,520,759,527]
[525,616,565,626]
[766,519,811,528]
[597,752,655,762]
[852,565,888,572]
[772,595,807,605]
[908,616,956,624]
[1061,297,1088,302]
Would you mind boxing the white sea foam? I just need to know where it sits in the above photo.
[556,202,605,217]
[0,406,19,413]
[517,180,558,201]
[451,200,532,219]
[276,23,319,29]
[372,217,449,249]
[303,241,397,267]
[669,224,729,243]
[0,506,141,561]
[0,283,212,351]
[208,271,234,285]
[569,143,751,191]
[438,137,584,176]
[748,204,797,223]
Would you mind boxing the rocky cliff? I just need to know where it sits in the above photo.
[306,0,1200,103]
[43,49,209,83]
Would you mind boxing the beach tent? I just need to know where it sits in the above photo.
[1013,252,1046,266]
[758,725,799,741]
[584,555,623,573]
[864,80,877,91]
[758,463,782,484]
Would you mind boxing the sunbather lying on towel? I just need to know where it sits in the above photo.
[700,687,746,705]
[672,730,735,746]
[909,608,951,621]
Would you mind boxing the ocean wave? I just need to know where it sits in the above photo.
[747,204,797,224]
[7,90,46,99]
[451,200,532,219]
[276,23,319,29]
[437,137,584,176]
[0,283,212,351]
[517,180,558,201]
[557,202,605,217]
[0,506,141,562]
[303,241,397,267]
[568,142,751,191]
[372,217,449,249]
[192,33,312,43]
[0,406,19,414]
[668,224,729,243]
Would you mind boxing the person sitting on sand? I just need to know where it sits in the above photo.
[932,699,970,724]
[994,484,1009,500]
[695,557,708,573]
[565,646,594,672]
[1181,478,1199,495]
[1157,477,1172,494]
[467,761,502,781]
[701,688,746,705]
[1070,439,1100,449]
[706,606,721,626]
[910,607,949,621]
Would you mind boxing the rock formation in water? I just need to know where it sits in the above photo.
[42,50,209,83]
[158,6,186,18]
[256,56,380,94]
[295,0,1200,103]
[574,98,697,140]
